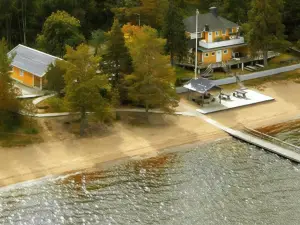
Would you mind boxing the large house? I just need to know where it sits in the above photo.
[184,7,248,67]
[8,45,60,90]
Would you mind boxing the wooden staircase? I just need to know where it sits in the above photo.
[201,64,213,78]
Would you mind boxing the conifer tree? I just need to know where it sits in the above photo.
[163,0,188,65]
[125,26,179,117]
[0,39,21,131]
[247,0,290,67]
[102,18,132,85]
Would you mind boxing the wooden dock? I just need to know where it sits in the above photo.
[198,114,300,163]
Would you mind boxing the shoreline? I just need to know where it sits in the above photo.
[1,112,300,189]
[0,135,231,190]
[1,79,300,188]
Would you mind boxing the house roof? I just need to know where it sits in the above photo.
[8,44,61,77]
[184,78,221,94]
[184,13,239,33]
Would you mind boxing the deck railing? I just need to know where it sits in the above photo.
[242,126,300,152]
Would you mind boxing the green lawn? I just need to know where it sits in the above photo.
[0,117,43,147]
[36,96,69,113]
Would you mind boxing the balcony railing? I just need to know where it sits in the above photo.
[199,37,245,49]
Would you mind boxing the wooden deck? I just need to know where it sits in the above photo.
[176,52,279,70]
[198,114,300,163]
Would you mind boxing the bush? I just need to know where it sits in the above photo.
[24,127,39,134]
[47,97,68,112]
[0,111,22,131]
[214,37,224,42]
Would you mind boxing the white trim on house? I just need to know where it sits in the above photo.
[199,37,245,49]
[208,32,213,43]
[190,32,202,39]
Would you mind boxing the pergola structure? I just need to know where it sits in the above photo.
[184,78,222,106]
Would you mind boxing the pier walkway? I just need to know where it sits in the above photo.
[197,113,300,163]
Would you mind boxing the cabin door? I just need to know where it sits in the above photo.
[216,50,222,62]
[208,32,213,43]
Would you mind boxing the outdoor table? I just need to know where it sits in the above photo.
[220,93,231,100]
[233,89,247,98]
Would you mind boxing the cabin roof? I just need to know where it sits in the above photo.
[184,78,221,94]
[8,44,61,77]
[184,13,239,33]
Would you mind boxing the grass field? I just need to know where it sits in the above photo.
[0,117,43,147]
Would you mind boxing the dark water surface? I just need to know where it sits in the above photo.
[1,140,300,225]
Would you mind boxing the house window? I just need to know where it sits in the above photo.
[224,50,228,54]
[211,52,215,56]
[20,69,24,76]
[205,53,209,57]
[222,29,226,35]
[215,31,219,36]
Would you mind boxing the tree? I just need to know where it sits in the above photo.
[36,10,85,57]
[89,29,106,56]
[283,0,300,41]
[102,18,132,101]
[114,0,169,29]
[44,61,66,94]
[163,0,188,65]
[0,39,21,131]
[247,0,290,67]
[125,26,179,117]
[221,0,250,24]
[58,44,112,136]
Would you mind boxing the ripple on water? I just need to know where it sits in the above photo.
[1,140,300,224]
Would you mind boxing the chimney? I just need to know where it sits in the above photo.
[209,7,218,17]
[204,24,210,32]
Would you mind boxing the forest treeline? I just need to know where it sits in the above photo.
[0,0,299,49]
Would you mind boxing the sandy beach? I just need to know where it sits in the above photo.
[1,79,300,187]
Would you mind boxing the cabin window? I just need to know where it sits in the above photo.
[224,50,228,54]
[211,52,215,56]
[20,69,24,76]
[205,53,209,57]
[215,31,219,36]
[222,29,226,35]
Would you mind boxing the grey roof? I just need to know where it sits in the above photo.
[184,78,221,94]
[184,13,239,33]
[8,45,61,77]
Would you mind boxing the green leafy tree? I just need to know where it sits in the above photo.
[36,10,85,57]
[0,39,21,131]
[283,0,300,41]
[114,0,169,29]
[58,44,112,136]
[102,18,132,102]
[44,61,66,94]
[221,0,250,24]
[126,26,179,117]
[163,0,188,65]
[89,29,106,56]
[247,0,290,67]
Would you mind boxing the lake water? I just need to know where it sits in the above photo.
[1,137,300,225]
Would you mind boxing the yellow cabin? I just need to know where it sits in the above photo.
[184,7,248,65]
[8,45,61,90]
